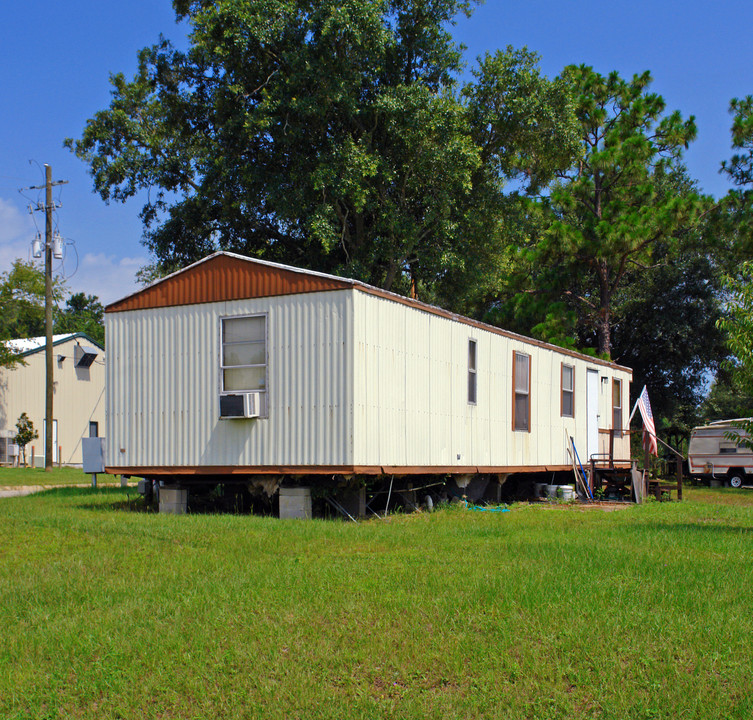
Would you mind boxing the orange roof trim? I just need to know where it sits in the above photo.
[106,253,351,313]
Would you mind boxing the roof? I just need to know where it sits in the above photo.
[106,252,631,373]
[3,332,104,359]
[693,419,753,432]
[105,252,352,313]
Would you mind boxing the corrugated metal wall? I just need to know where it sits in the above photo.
[106,291,353,469]
[352,291,632,468]
[107,284,630,473]
[0,339,105,465]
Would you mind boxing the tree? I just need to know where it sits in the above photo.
[13,412,38,467]
[708,97,753,446]
[718,262,753,391]
[485,182,730,432]
[0,343,24,370]
[55,293,105,347]
[0,260,67,369]
[0,260,51,341]
[719,95,753,252]
[610,234,729,439]
[700,370,753,423]
[714,261,753,447]
[67,0,579,303]
[0,261,103,367]
[722,95,753,190]
[527,66,705,358]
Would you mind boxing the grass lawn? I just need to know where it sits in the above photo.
[1,484,752,719]
[0,466,115,488]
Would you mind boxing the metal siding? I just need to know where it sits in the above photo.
[430,315,453,465]
[409,310,432,463]
[106,291,352,469]
[352,291,633,469]
[0,338,105,465]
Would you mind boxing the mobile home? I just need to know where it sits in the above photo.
[105,252,632,510]
[688,420,753,488]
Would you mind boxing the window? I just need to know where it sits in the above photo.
[221,314,267,392]
[612,379,622,434]
[468,339,477,404]
[561,364,574,418]
[513,351,530,432]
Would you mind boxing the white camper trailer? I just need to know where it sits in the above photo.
[104,252,632,509]
[688,420,753,488]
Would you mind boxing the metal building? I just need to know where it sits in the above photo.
[0,333,105,466]
[105,252,632,492]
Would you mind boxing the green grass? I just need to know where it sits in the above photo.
[0,466,114,487]
[1,485,752,719]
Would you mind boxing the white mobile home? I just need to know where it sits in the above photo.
[0,333,104,466]
[105,252,632,489]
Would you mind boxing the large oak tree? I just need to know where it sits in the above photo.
[67,0,579,301]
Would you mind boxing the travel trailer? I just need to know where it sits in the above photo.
[687,419,753,488]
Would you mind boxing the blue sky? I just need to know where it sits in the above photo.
[1,0,751,304]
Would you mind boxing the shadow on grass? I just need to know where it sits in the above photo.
[87,498,158,514]
[14,485,118,499]
[38,486,159,514]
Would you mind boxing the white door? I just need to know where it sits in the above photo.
[586,370,599,462]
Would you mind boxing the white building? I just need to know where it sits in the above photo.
[105,252,632,486]
[0,333,105,466]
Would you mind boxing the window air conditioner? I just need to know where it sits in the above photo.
[220,392,261,419]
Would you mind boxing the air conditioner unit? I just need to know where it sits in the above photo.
[220,392,261,419]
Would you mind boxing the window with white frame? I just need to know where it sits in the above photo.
[468,339,477,404]
[513,351,530,432]
[221,314,267,392]
[561,363,574,418]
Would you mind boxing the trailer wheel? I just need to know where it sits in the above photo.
[729,473,745,489]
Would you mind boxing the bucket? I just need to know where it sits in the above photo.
[557,485,576,501]
[533,482,546,499]
[544,484,558,499]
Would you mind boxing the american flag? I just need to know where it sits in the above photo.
[637,385,658,456]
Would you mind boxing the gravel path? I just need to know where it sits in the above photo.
[0,483,96,498]
[0,485,55,498]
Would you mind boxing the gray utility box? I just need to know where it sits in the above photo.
[279,487,312,520]
[82,437,106,473]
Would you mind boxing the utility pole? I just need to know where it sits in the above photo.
[43,165,53,471]
[22,165,68,471]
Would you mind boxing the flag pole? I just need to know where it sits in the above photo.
[628,385,646,425]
